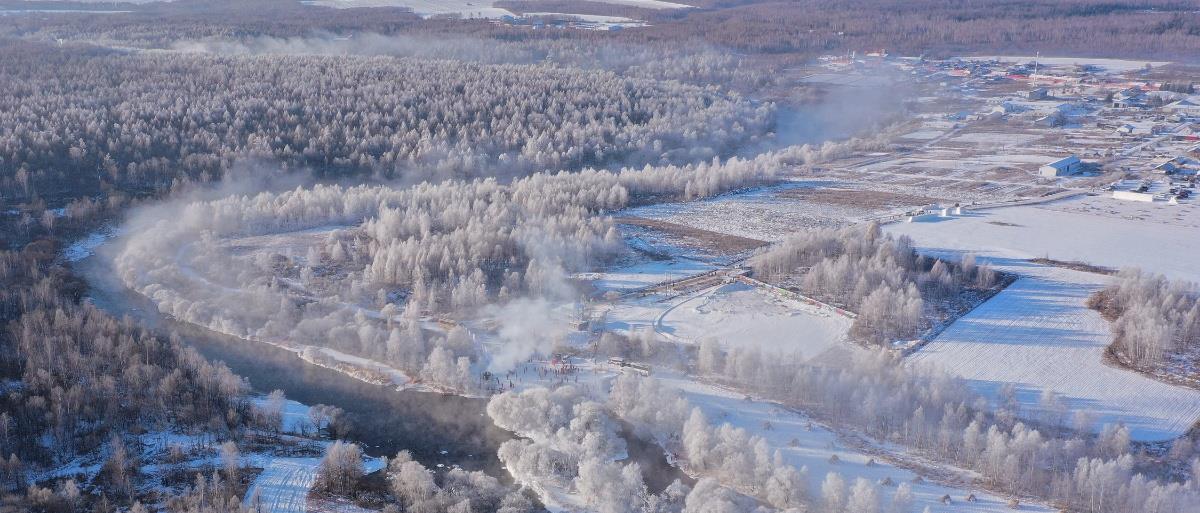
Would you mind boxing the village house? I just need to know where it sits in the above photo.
[1040,155,1083,177]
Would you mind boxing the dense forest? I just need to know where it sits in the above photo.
[0,42,769,207]
[0,240,262,512]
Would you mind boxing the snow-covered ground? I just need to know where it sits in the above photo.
[520,12,648,29]
[300,346,413,387]
[623,181,908,241]
[244,456,323,513]
[909,266,1200,441]
[523,12,637,22]
[300,0,691,17]
[244,453,387,513]
[555,0,692,9]
[654,369,1053,513]
[888,199,1200,441]
[252,397,318,435]
[606,281,852,360]
[240,398,386,513]
[899,130,945,140]
[949,132,1042,147]
[888,195,1200,283]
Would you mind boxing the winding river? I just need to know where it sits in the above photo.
[74,237,688,492]
[77,248,512,475]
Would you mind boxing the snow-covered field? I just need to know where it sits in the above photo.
[600,280,854,359]
[622,180,925,242]
[520,12,648,29]
[244,456,323,513]
[949,132,1042,147]
[888,195,1200,283]
[888,198,1200,441]
[909,266,1200,441]
[649,282,852,359]
[583,0,692,8]
[899,130,945,140]
[623,182,853,241]
[300,0,691,17]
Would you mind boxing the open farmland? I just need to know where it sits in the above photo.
[887,194,1200,283]
[908,265,1200,441]
[623,179,957,242]
[888,194,1200,441]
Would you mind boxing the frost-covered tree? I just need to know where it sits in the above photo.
[1088,268,1199,368]
[315,441,364,496]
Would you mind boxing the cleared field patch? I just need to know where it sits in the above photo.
[657,282,852,359]
[775,187,940,210]
[615,216,768,257]
[624,179,968,243]
[622,181,865,241]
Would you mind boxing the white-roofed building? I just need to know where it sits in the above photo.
[1164,97,1200,115]
[1039,155,1083,177]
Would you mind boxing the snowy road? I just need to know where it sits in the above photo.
[243,457,321,513]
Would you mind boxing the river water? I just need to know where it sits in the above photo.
[75,243,688,492]
[77,251,512,475]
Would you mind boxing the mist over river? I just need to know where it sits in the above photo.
[74,236,688,491]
